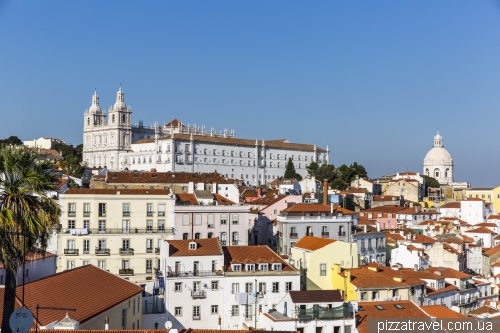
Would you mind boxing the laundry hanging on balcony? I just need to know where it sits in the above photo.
[235,292,256,304]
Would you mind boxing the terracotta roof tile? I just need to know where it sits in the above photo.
[342,265,425,288]
[466,226,497,234]
[0,265,143,328]
[65,188,171,195]
[167,238,223,257]
[284,203,355,215]
[223,246,295,271]
[484,245,500,256]
[176,193,199,205]
[289,290,342,303]
[372,195,401,202]
[293,236,337,251]
[421,305,467,318]
[106,171,229,185]
[214,193,236,205]
[425,267,471,279]
[441,202,461,208]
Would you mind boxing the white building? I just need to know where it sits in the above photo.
[423,131,453,185]
[390,245,429,270]
[23,137,65,149]
[82,88,329,184]
[0,251,56,285]
[161,238,300,330]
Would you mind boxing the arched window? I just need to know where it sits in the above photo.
[194,232,201,239]
[425,168,429,176]
[445,168,449,178]
[112,114,115,123]
[207,232,213,238]
[87,118,90,126]
[232,232,238,245]
[220,232,227,245]
[434,168,440,178]
[122,114,126,124]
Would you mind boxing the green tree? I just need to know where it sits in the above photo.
[350,162,367,179]
[337,164,354,182]
[306,161,319,177]
[0,148,60,333]
[315,164,339,183]
[283,158,302,181]
[422,175,440,189]
[330,178,347,191]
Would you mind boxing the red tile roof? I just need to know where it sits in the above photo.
[167,238,223,257]
[466,226,496,234]
[293,236,337,251]
[425,267,471,279]
[176,193,199,205]
[223,246,295,271]
[289,290,342,303]
[106,171,229,185]
[441,202,460,208]
[421,305,467,318]
[0,265,143,328]
[214,193,236,205]
[65,188,171,195]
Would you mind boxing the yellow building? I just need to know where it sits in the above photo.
[291,236,358,290]
[331,263,426,303]
[465,186,500,214]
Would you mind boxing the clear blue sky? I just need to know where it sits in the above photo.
[1,1,499,186]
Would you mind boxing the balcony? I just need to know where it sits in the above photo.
[99,212,106,217]
[191,290,206,299]
[95,248,110,255]
[68,212,76,217]
[338,231,346,236]
[168,270,223,278]
[368,246,374,251]
[452,297,478,306]
[147,212,153,217]
[360,247,367,252]
[64,249,79,255]
[123,212,130,217]
[146,248,153,253]
[321,232,329,237]
[119,268,134,276]
[83,227,174,235]
[119,248,135,255]
[158,212,165,217]
[232,241,238,245]
[377,245,386,250]
[155,247,160,254]
[306,232,314,237]
[83,212,90,217]
[83,249,90,254]
[221,241,227,245]
[208,224,214,229]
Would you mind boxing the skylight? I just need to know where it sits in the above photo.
[375,305,384,310]
[357,306,364,311]
[394,304,404,309]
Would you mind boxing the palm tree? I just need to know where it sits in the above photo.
[0,148,60,333]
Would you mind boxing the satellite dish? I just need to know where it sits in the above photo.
[9,307,34,333]
[165,321,172,329]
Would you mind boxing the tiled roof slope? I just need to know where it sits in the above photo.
[167,238,223,257]
[293,236,336,251]
[289,290,342,303]
[224,246,295,271]
[135,134,326,152]
[106,172,229,184]
[65,189,171,195]
[0,265,143,328]
[421,305,467,318]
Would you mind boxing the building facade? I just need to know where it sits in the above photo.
[82,88,329,184]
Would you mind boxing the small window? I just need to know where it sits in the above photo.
[211,281,218,290]
[375,305,384,310]
[189,242,197,250]
[232,264,241,272]
[394,304,404,309]
[211,305,218,314]
[175,307,182,316]
[175,283,182,292]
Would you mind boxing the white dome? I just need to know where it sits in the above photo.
[89,91,101,113]
[424,147,452,166]
[113,87,126,111]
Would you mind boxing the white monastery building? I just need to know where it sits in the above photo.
[82,88,329,184]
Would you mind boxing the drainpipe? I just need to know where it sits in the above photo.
[254,278,257,328]
[105,316,109,330]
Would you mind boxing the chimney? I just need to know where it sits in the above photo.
[105,316,109,330]
[212,182,217,194]
[376,222,381,232]
[364,225,367,233]
[323,179,328,205]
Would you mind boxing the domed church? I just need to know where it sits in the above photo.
[423,131,453,185]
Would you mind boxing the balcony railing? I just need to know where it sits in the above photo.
[306,232,314,237]
[60,227,174,235]
[361,247,367,252]
[377,245,386,250]
[64,249,79,255]
[338,231,346,236]
[83,249,90,254]
[321,232,329,237]
[119,248,135,255]
[158,211,165,217]
[95,248,110,255]
[68,212,76,217]
[221,241,227,245]
[368,246,374,251]
[168,270,223,278]
[290,232,298,239]
[191,290,206,299]
[147,212,153,217]
[452,297,478,306]
[155,247,160,254]
[83,212,90,217]
[123,212,130,217]
[146,248,153,253]
[119,268,134,276]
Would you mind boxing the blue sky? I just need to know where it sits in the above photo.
[1,1,499,186]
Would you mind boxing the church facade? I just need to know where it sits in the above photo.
[83,88,329,184]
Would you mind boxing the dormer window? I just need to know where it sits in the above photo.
[246,264,255,271]
[232,264,242,272]
[189,242,197,250]
[259,264,268,271]
[272,263,282,271]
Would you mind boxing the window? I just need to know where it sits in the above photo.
[98,203,106,217]
[195,214,202,226]
[182,215,190,226]
[360,292,367,300]
[83,239,90,254]
[147,203,153,216]
[232,264,241,271]
[245,305,253,319]
[146,239,153,253]
[132,299,136,315]
[68,220,75,229]
[220,214,227,225]
[122,203,130,217]
[220,232,227,245]
[246,264,255,271]
[372,291,378,300]
[175,283,182,292]
[246,282,253,293]
[320,263,327,276]
[122,239,130,250]
[211,281,218,290]
[286,282,292,292]
[146,220,153,232]
[259,282,266,293]
[175,307,182,316]
[82,260,89,266]
[158,204,165,217]
[232,305,239,316]
[189,242,197,250]
[146,259,152,273]
[98,260,105,269]
[272,263,282,271]
[211,305,218,314]
[232,283,239,294]
[272,282,279,293]
[232,214,239,225]
[195,232,201,239]
[83,220,89,229]
[208,232,213,238]
[207,214,215,228]
[98,220,106,233]
[259,264,268,271]
[232,232,239,245]
[183,233,189,240]
[67,261,75,270]
[68,203,76,217]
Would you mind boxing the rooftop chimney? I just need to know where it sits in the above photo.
[364,225,367,233]
[376,222,381,232]
[323,179,328,205]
